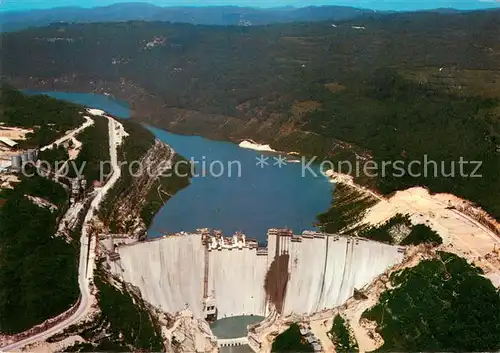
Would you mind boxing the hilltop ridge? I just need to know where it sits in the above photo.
[1,4,379,32]
[2,9,499,218]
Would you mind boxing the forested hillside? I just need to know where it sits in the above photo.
[0,85,84,148]
[363,252,500,351]
[0,4,379,32]
[0,175,79,334]
[1,10,499,217]
[54,267,164,352]
[0,87,85,333]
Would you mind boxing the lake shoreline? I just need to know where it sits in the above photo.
[24,90,334,242]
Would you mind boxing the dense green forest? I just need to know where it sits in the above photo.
[38,145,70,164]
[0,85,84,148]
[360,214,443,245]
[271,323,313,352]
[67,115,110,185]
[0,86,108,185]
[0,176,78,334]
[306,69,500,218]
[400,223,442,245]
[363,252,500,352]
[358,214,410,244]
[57,267,164,352]
[2,10,499,217]
[93,269,164,351]
[328,315,358,353]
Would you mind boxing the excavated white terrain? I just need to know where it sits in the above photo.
[112,230,404,319]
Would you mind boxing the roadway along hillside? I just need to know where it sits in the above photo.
[1,110,124,351]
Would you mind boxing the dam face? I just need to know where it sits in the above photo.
[117,234,206,315]
[112,229,404,319]
[208,246,268,318]
[276,232,401,314]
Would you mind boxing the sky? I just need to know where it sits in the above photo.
[1,0,499,12]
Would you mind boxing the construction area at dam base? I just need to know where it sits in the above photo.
[102,228,405,351]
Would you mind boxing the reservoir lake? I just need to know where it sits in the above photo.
[26,91,333,242]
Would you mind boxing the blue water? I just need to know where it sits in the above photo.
[147,127,332,240]
[25,90,333,242]
[211,315,265,338]
[24,90,131,119]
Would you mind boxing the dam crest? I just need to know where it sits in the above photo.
[107,228,405,322]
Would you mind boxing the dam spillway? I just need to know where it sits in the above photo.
[111,229,405,319]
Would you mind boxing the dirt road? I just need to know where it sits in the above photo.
[40,116,94,152]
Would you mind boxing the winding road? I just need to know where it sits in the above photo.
[40,116,94,152]
[1,113,123,352]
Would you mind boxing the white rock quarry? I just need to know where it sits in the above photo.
[85,108,106,116]
[239,140,277,153]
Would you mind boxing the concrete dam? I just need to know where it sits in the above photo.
[110,229,405,320]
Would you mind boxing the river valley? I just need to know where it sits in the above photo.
[25,90,333,242]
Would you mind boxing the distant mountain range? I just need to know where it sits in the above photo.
[2,8,500,218]
[0,3,459,32]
